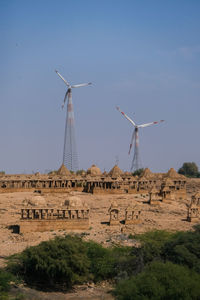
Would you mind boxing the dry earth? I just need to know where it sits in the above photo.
[0,190,198,299]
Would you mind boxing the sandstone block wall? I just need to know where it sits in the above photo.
[20,219,90,233]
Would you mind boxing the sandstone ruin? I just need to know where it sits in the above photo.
[20,195,90,233]
[0,166,187,199]
[109,202,120,225]
[125,203,141,225]
[187,192,200,223]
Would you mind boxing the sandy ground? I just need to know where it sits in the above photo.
[10,282,114,300]
[0,191,195,260]
[0,190,197,299]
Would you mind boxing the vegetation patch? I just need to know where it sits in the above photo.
[113,261,200,300]
[6,226,200,299]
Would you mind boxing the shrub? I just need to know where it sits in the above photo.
[132,168,144,176]
[11,235,90,289]
[0,269,14,293]
[86,241,132,281]
[114,261,200,300]
[132,230,175,264]
[0,269,17,300]
[162,226,200,273]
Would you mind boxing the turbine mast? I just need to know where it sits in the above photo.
[63,89,79,171]
[131,127,141,172]
[55,70,91,172]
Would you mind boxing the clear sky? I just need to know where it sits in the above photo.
[1,0,200,174]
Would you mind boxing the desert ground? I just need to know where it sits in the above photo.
[0,188,198,299]
[0,190,195,261]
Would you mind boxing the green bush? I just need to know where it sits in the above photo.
[162,226,200,273]
[114,261,200,300]
[9,236,134,289]
[132,168,144,176]
[7,228,200,292]
[132,230,175,265]
[86,241,133,282]
[0,270,13,293]
[12,235,90,289]
[0,269,17,300]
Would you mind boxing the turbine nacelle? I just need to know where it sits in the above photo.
[55,70,92,108]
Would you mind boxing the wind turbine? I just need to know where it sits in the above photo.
[116,106,164,172]
[55,70,91,171]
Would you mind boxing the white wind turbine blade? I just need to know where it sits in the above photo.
[71,82,92,88]
[55,70,70,87]
[138,120,164,128]
[62,90,69,109]
[116,106,136,127]
[128,130,135,155]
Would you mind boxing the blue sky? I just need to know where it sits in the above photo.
[0,0,200,173]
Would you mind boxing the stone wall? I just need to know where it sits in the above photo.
[20,219,89,233]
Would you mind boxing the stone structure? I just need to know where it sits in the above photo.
[57,164,71,176]
[149,186,161,205]
[191,192,200,206]
[109,202,120,225]
[160,179,174,203]
[87,165,102,176]
[20,200,90,233]
[163,168,186,199]
[125,203,141,225]
[187,204,199,223]
[0,165,186,198]
[108,165,123,177]
[187,193,200,223]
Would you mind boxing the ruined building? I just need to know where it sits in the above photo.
[125,203,141,225]
[20,196,90,233]
[0,165,186,198]
[187,192,200,223]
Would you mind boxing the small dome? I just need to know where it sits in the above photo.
[64,195,87,208]
[87,164,102,176]
[108,165,123,177]
[57,164,70,176]
[23,195,46,206]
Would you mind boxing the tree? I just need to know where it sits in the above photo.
[132,168,144,177]
[178,162,199,177]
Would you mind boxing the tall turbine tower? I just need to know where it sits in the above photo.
[116,107,164,172]
[55,70,91,171]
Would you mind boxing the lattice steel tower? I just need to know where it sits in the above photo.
[55,70,91,172]
[116,106,164,172]
[130,127,141,172]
